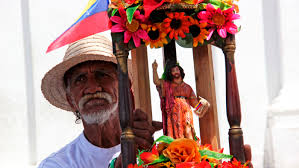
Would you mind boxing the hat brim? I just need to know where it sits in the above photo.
[41,54,132,112]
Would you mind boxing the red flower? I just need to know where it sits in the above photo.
[176,161,211,168]
[110,8,149,47]
[139,145,159,164]
[197,4,240,39]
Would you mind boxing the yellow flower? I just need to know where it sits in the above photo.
[188,17,209,47]
[142,23,168,48]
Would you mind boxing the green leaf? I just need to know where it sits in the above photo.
[195,3,207,12]
[153,136,174,145]
[111,8,118,17]
[207,0,232,10]
[238,25,241,32]
[148,155,170,165]
[137,149,146,166]
[199,149,233,160]
[126,5,140,24]
[176,33,193,48]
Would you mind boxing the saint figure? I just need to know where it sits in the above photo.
[152,60,210,139]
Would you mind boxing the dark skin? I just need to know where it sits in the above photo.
[65,61,162,167]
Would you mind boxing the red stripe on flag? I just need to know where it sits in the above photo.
[47,11,109,53]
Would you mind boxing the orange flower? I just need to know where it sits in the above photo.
[162,138,201,164]
[223,0,240,13]
[141,23,168,48]
[157,142,169,154]
[188,17,209,47]
[163,12,190,40]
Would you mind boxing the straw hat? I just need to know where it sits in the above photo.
[41,34,131,112]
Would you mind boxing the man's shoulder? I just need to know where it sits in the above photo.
[37,153,63,168]
[37,134,81,168]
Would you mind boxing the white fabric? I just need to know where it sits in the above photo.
[38,133,121,168]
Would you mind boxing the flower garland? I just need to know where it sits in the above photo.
[109,0,240,49]
[128,136,250,168]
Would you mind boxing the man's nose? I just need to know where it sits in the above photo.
[84,77,103,94]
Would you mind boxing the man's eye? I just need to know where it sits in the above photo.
[95,71,109,79]
[75,75,86,84]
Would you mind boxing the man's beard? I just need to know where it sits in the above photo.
[77,92,118,125]
[81,103,117,125]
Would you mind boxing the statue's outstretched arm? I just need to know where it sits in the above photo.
[152,60,162,86]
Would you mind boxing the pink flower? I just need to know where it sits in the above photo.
[197,4,240,39]
[110,8,149,47]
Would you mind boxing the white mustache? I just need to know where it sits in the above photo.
[78,92,113,110]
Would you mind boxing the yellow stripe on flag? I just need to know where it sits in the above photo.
[76,0,97,21]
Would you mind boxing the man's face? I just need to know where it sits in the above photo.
[65,61,118,124]
[171,66,181,79]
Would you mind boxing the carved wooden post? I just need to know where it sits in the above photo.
[113,42,136,168]
[131,45,152,121]
[193,45,220,150]
[222,35,245,162]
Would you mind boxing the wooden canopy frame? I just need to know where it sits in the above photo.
[112,35,246,168]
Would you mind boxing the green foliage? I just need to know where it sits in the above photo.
[206,0,232,10]
[199,149,233,160]
[153,136,174,145]
[126,5,140,24]
[176,33,194,48]
[137,149,146,166]
[111,8,118,17]
[148,155,170,165]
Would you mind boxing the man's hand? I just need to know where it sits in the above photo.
[133,109,163,150]
[114,109,162,168]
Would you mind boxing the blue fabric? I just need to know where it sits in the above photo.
[38,133,121,168]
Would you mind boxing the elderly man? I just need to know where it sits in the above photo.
[39,34,162,168]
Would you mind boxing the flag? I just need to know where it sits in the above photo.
[47,0,110,53]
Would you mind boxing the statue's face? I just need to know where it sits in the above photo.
[171,66,181,79]
[65,61,118,124]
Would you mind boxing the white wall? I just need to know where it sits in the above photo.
[0,1,29,167]
[0,0,291,167]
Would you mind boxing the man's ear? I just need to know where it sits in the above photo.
[66,92,77,111]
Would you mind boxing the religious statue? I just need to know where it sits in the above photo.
[152,60,210,139]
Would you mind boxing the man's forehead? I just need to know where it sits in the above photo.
[64,60,117,80]
[72,61,116,72]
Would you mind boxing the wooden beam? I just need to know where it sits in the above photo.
[131,45,152,121]
[193,45,220,150]
[163,40,177,66]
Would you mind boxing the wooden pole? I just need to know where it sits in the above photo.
[131,45,152,121]
[193,45,220,150]
[113,41,136,168]
[222,35,245,162]
[163,40,177,66]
